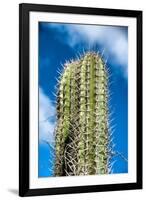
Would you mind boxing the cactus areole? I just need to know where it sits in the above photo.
[55,52,109,176]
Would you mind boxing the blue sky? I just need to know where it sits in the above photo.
[38,22,128,177]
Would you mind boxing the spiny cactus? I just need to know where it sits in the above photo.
[55,52,110,176]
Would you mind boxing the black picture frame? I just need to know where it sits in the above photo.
[19,3,143,197]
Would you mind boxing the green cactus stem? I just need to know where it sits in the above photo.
[55,52,109,176]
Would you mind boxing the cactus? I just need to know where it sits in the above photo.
[55,52,109,176]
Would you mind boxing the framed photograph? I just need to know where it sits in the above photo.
[19,3,142,196]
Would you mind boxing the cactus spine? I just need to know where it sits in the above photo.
[55,52,109,176]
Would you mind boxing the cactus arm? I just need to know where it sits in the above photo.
[88,54,97,174]
[94,57,108,174]
[55,67,71,176]
[77,57,87,175]
[64,61,80,175]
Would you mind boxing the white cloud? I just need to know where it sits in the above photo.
[50,24,128,77]
[68,25,127,66]
[39,87,56,144]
